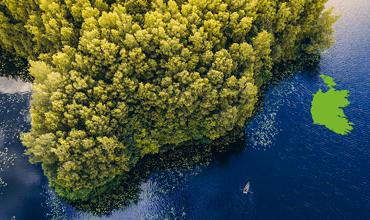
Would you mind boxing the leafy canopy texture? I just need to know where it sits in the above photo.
[0,0,336,200]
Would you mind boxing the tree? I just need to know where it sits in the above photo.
[0,0,336,201]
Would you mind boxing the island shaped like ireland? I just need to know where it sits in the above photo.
[311,74,353,135]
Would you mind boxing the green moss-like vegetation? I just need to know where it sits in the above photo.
[311,74,353,135]
[0,0,336,202]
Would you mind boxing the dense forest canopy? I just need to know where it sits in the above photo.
[0,0,336,201]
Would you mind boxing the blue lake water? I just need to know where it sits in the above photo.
[1,0,370,219]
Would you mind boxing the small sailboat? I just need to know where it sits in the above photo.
[243,181,251,194]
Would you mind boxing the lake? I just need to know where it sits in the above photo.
[0,0,370,219]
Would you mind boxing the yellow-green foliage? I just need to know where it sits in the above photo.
[0,0,336,200]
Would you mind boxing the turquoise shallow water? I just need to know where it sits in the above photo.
[0,0,370,219]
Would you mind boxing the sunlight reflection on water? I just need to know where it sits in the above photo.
[0,77,31,94]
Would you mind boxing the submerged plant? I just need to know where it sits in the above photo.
[0,147,16,188]
[0,0,336,201]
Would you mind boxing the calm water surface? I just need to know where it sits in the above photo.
[0,0,370,219]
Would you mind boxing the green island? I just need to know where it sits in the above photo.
[0,0,337,209]
[311,74,353,135]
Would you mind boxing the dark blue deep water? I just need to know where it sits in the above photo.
[1,0,370,219]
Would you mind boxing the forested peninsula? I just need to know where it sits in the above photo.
[0,0,336,204]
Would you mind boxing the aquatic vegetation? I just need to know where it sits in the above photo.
[42,186,68,220]
[0,147,16,188]
[0,0,336,201]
